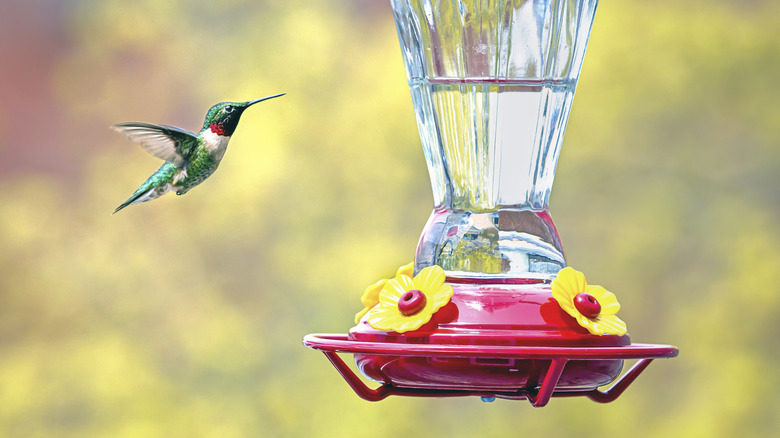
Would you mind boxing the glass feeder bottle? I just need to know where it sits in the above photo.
[392,0,599,280]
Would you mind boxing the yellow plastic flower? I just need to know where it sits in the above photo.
[551,267,627,336]
[354,262,414,324]
[367,265,454,333]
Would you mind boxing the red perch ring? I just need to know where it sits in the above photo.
[303,282,678,407]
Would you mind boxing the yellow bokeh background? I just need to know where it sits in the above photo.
[1,0,779,436]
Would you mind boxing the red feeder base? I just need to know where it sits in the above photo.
[304,281,677,407]
[303,334,677,407]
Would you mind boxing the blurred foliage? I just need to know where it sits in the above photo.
[1,0,779,436]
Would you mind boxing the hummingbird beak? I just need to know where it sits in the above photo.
[244,93,286,108]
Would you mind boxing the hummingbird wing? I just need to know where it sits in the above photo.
[112,122,198,168]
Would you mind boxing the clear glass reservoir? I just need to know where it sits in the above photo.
[391,0,599,280]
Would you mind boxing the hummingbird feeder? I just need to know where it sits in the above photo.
[304,0,677,407]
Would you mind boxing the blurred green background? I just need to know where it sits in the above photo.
[1,0,779,436]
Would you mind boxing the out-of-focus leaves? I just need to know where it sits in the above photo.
[1,0,779,436]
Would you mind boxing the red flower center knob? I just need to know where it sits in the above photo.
[398,289,427,316]
[573,292,601,318]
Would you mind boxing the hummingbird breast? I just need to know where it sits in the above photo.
[202,129,231,162]
[173,131,231,194]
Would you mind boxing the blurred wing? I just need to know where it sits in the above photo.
[112,122,198,168]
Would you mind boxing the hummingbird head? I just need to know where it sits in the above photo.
[203,93,285,136]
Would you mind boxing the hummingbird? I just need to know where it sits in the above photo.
[111,93,285,214]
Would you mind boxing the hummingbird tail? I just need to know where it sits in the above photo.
[112,185,172,214]
[113,196,143,214]
[112,178,173,214]
[113,162,178,215]
[112,200,134,215]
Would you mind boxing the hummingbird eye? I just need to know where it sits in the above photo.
[224,105,234,113]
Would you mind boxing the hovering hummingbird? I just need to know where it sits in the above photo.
[111,93,285,214]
